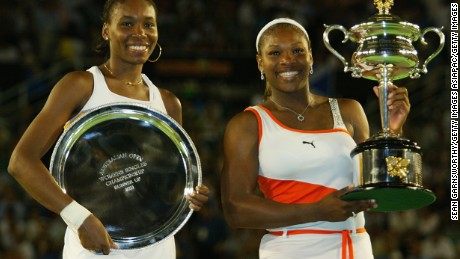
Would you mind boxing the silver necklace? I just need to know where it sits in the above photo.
[103,63,143,86]
[271,98,310,122]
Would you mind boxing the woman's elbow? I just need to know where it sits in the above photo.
[221,199,247,228]
[7,150,26,179]
[8,151,19,175]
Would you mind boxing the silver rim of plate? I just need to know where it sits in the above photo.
[49,103,202,249]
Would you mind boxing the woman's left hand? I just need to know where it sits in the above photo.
[187,185,210,211]
[373,83,410,135]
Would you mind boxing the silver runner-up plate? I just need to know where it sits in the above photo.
[49,103,202,249]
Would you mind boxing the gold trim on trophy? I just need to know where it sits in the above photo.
[374,0,394,14]
[386,156,410,180]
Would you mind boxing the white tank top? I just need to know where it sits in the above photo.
[81,66,167,113]
[247,98,365,232]
[62,66,175,259]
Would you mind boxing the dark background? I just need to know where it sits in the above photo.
[0,0,456,258]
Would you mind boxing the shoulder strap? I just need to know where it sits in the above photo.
[329,98,346,129]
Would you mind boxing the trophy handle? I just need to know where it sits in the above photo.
[410,27,445,79]
[323,25,362,78]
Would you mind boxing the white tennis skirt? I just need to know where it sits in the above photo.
[259,230,373,259]
[62,227,176,259]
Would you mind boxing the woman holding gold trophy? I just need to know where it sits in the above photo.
[221,17,411,258]
[8,0,209,258]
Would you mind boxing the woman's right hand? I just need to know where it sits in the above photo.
[78,214,119,255]
[316,185,377,222]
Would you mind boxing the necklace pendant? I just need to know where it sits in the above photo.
[297,114,305,122]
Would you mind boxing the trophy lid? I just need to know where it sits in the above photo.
[351,134,421,156]
[349,0,420,42]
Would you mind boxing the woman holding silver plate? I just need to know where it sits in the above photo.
[221,18,411,258]
[8,0,209,258]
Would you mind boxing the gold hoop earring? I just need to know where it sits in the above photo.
[148,43,162,63]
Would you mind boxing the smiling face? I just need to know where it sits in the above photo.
[257,24,313,95]
[102,0,158,64]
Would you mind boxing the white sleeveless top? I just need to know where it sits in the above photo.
[62,66,175,259]
[81,66,167,113]
[247,98,365,232]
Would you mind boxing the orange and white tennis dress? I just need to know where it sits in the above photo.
[247,99,373,259]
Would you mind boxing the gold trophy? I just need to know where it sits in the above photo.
[323,0,445,212]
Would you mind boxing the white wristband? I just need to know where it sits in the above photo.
[60,201,92,233]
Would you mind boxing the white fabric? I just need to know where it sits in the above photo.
[250,99,364,232]
[60,201,92,233]
[81,66,167,113]
[63,228,176,259]
[256,17,310,53]
[259,231,373,259]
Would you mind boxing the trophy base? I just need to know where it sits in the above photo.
[341,184,436,212]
